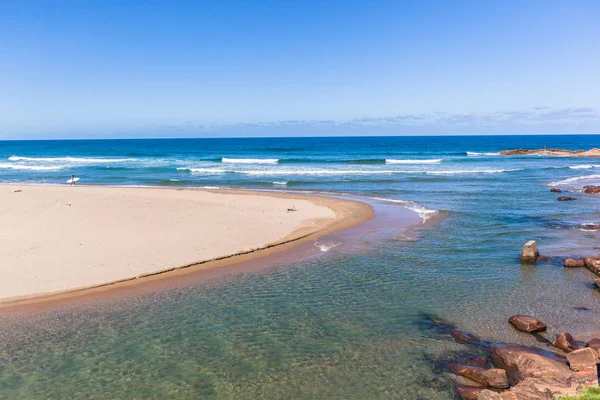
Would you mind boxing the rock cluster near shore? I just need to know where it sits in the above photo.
[449,318,600,400]
[500,148,600,157]
[447,241,600,399]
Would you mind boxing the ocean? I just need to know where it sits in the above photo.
[1,135,600,399]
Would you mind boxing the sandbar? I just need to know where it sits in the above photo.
[0,185,372,303]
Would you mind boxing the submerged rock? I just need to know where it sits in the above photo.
[520,241,540,262]
[584,185,600,194]
[557,196,577,201]
[564,258,585,268]
[448,364,510,389]
[550,188,562,193]
[508,315,547,333]
[566,348,598,371]
[552,333,579,353]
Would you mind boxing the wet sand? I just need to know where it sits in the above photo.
[0,185,373,305]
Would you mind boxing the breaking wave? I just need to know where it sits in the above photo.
[0,163,64,171]
[549,174,600,186]
[222,158,279,164]
[466,151,500,156]
[569,165,600,170]
[369,197,439,223]
[9,156,134,163]
[385,159,442,164]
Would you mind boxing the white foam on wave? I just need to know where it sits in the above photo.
[178,167,228,174]
[369,197,439,223]
[467,151,500,156]
[272,181,288,185]
[385,159,442,164]
[222,158,279,164]
[549,174,600,186]
[314,240,343,252]
[9,155,134,163]
[239,168,521,176]
[569,165,600,170]
[0,163,64,171]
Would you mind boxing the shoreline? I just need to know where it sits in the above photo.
[0,184,374,310]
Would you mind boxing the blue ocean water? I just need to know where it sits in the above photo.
[2,135,600,399]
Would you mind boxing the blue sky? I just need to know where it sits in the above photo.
[0,0,599,138]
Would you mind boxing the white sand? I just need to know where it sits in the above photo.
[0,185,339,301]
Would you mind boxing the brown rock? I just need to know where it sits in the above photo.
[564,258,585,268]
[536,256,551,262]
[490,344,571,387]
[520,240,540,262]
[451,329,480,344]
[449,364,509,389]
[585,338,600,351]
[464,356,490,368]
[585,257,600,275]
[584,185,600,194]
[595,278,600,288]
[455,385,486,400]
[552,332,579,353]
[508,315,547,333]
[566,348,598,371]
[478,389,504,400]
[557,196,577,201]
[579,223,600,230]
[550,188,562,193]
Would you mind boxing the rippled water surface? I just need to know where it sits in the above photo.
[2,135,600,399]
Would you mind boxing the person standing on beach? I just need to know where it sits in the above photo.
[70,175,76,185]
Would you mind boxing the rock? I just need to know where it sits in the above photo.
[550,188,562,193]
[520,241,540,262]
[564,258,585,268]
[478,389,504,400]
[552,333,579,353]
[490,344,571,386]
[566,348,598,371]
[584,257,600,275]
[508,315,547,333]
[557,196,577,201]
[464,356,490,368]
[451,329,480,345]
[584,185,600,194]
[536,256,551,262]
[579,223,600,230]
[499,148,600,158]
[595,278,600,288]
[585,338,600,351]
[448,364,509,389]
[455,385,486,400]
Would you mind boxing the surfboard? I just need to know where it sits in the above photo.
[66,177,80,184]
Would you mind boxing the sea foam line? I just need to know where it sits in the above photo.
[385,159,442,164]
[549,174,600,186]
[0,163,64,171]
[466,151,500,156]
[369,197,438,223]
[9,155,135,163]
[569,165,600,170]
[222,158,279,164]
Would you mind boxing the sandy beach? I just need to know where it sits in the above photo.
[0,185,371,303]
